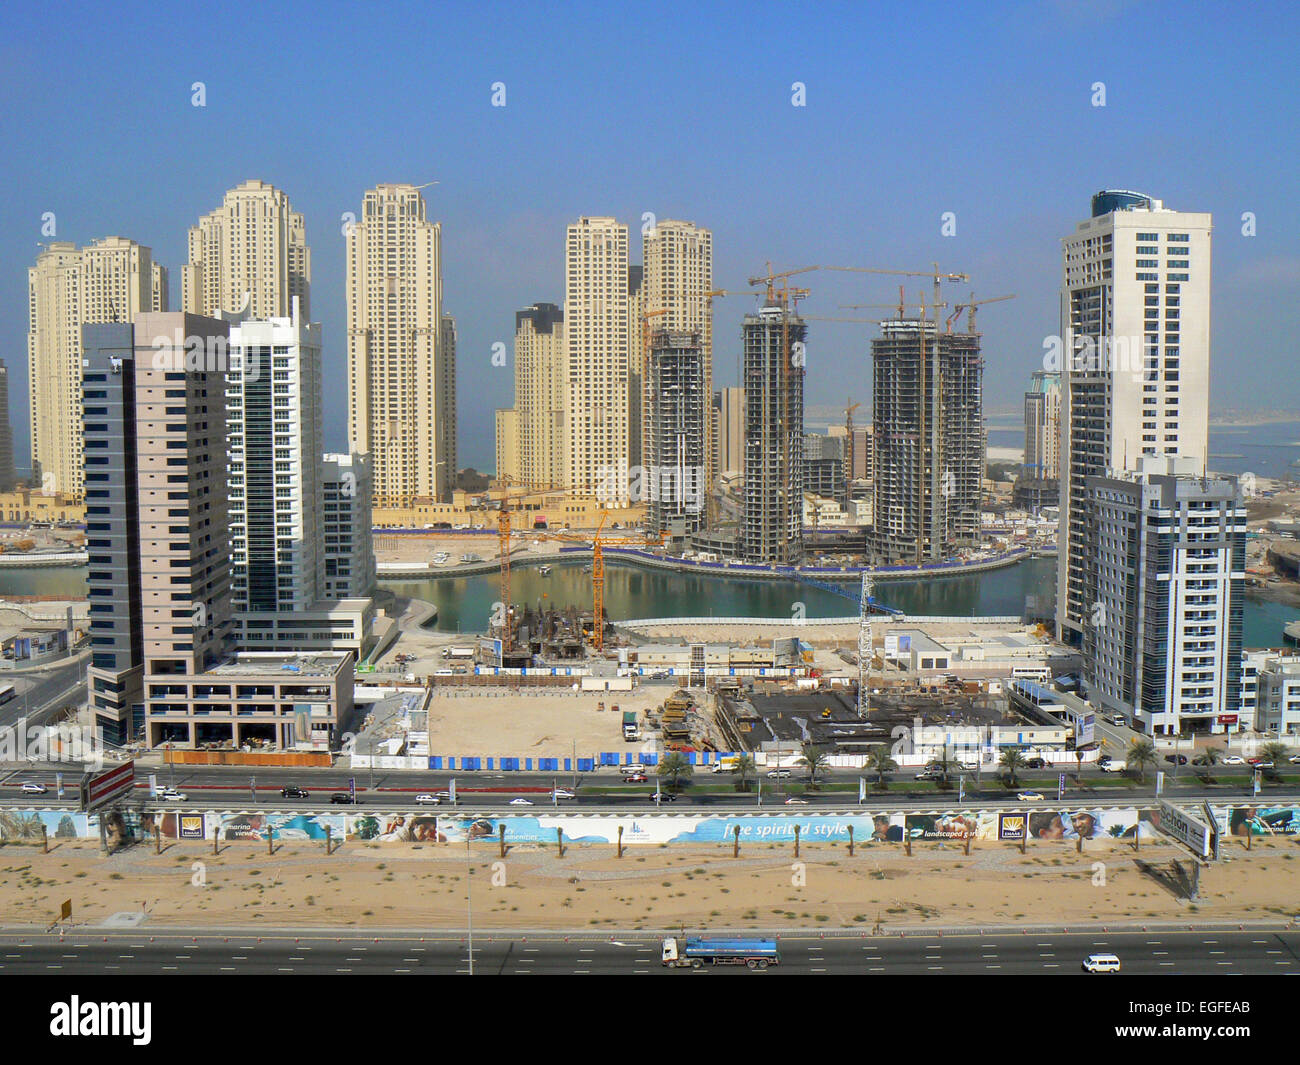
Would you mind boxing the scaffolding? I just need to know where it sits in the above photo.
[871,321,983,563]
[742,303,806,563]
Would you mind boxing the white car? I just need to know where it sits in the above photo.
[509,798,533,806]
[1222,755,1246,765]
[784,797,809,805]
[766,769,792,779]
[1017,791,1044,802]
[414,793,441,805]
[158,787,187,801]
[551,789,575,800]
[1289,755,1300,765]
[20,782,47,794]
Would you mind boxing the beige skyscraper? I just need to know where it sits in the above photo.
[181,179,310,320]
[627,265,644,466]
[565,217,629,503]
[642,220,713,484]
[27,237,166,501]
[346,183,455,505]
[510,302,566,488]
[495,408,520,483]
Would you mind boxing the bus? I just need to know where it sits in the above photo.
[0,684,15,706]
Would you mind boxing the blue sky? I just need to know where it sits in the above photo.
[1,0,1296,471]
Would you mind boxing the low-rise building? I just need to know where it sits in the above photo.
[146,650,356,752]
[1252,652,1300,738]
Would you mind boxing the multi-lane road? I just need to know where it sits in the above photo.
[0,655,88,732]
[0,762,1295,812]
[1,927,1296,974]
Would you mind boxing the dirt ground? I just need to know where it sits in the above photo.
[423,689,656,756]
[4,834,1296,931]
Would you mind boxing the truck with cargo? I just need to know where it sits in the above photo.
[661,936,779,970]
[622,710,639,741]
[441,646,475,660]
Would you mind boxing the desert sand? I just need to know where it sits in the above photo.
[2,832,1295,931]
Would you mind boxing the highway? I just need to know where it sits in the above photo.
[0,654,88,732]
[1,927,1295,974]
[0,762,1295,812]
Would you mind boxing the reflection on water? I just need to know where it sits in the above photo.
[0,555,1291,650]
[384,557,1062,633]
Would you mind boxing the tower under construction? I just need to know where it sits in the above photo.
[743,302,806,563]
[646,328,707,537]
[871,320,983,564]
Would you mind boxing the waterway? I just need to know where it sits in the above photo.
[3,554,1294,649]
[381,555,1296,649]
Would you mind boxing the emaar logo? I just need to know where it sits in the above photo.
[49,997,151,1045]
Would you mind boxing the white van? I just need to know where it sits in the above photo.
[1082,953,1121,973]
[1098,760,1126,773]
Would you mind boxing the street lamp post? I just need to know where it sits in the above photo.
[465,836,474,976]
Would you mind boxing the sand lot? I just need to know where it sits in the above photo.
[425,689,658,756]
[3,834,1296,931]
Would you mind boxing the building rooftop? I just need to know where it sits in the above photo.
[205,651,350,678]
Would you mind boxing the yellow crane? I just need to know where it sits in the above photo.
[529,514,665,652]
[490,476,565,652]
[945,293,1016,333]
[845,400,861,489]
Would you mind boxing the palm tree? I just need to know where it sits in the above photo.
[866,745,897,787]
[927,749,958,788]
[657,752,693,792]
[1193,745,1223,779]
[1260,741,1290,781]
[732,753,756,793]
[797,742,831,790]
[999,746,1027,788]
[1127,738,1158,783]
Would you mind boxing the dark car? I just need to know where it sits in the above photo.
[280,786,309,799]
[647,792,677,802]
[329,792,357,804]
[1163,754,1188,766]
[1025,757,1047,769]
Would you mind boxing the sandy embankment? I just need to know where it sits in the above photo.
[2,835,1295,931]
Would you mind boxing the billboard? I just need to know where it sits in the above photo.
[1222,806,1300,837]
[478,636,503,668]
[80,759,134,811]
[997,812,1028,841]
[1156,799,1211,858]
[1025,808,1151,841]
[904,812,997,841]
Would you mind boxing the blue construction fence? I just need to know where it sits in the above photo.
[427,751,739,771]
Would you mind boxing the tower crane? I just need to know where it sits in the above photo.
[536,514,665,651]
[790,570,894,719]
[944,293,1015,333]
[743,266,814,565]
[490,476,565,652]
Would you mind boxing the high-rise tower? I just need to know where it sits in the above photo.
[1057,190,1211,643]
[346,184,455,505]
